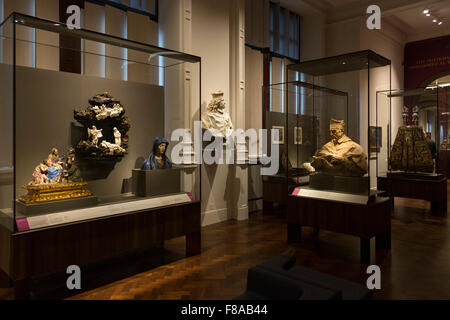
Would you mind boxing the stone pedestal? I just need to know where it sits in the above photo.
[309,173,369,194]
[132,168,181,197]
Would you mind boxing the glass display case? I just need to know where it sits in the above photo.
[262,81,348,192]
[376,86,448,179]
[286,50,391,201]
[0,13,201,234]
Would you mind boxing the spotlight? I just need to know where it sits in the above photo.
[426,13,431,16]
[423,9,429,14]
[438,21,443,25]
[433,18,437,22]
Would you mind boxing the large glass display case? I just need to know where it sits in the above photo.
[286,50,391,201]
[262,81,348,192]
[0,13,201,234]
[376,87,448,178]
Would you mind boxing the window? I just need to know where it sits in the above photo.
[279,7,285,55]
[289,13,299,60]
[92,0,157,18]
[269,2,300,61]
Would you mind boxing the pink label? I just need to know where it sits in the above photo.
[16,218,30,232]
[292,187,301,196]
[187,192,195,201]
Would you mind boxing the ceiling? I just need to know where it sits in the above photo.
[384,0,450,40]
[279,0,450,39]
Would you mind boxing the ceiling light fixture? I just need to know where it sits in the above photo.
[426,13,431,16]
[423,9,429,14]
[438,21,443,25]
[433,18,437,22]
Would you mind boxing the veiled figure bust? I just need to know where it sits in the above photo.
[311,119,368,177]
[141,137,173,170]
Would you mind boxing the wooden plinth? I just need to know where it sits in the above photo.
[0,201,201,299]
[378,174,447,216]
[287,195,391,264]
[262,180,289,214]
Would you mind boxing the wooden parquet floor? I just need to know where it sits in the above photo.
[1,184,450,300]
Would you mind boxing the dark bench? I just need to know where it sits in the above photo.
[235,252,372,300]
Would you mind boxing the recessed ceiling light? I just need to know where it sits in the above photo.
[423,9,429,14]
[438,21,443,25]
[433,18,437,22]
[342,62,346,65]
[426,13,431,16]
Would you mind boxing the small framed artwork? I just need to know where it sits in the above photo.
[369,126,382,152]
[272,126,284,144]
[294,126,303,145]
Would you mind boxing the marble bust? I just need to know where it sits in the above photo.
[201,90,233,138]
[311,119,368,177]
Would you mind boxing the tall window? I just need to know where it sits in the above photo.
[98,0,157,17]
[289,12,299,60]
[269,2,299,60]
[279,7,285,56]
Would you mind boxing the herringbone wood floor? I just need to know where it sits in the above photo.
[1,185,450,300]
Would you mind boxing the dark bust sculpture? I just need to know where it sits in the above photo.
[141,137,173,170]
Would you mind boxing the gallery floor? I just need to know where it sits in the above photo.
[1,182,450,300]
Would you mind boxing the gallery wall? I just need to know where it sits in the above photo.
[15,66,165,198]
[159,0,248,226]
[0,0,420,225]
[360,18,406,185]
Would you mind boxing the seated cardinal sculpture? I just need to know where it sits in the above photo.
[311,119,368,177]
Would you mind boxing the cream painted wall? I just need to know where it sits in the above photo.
[84,2,106,77]
[360,19,406,187]
[325,18,361,141]
[192,0,230,107]
[4,0,35,67]
[245,46,263,131]
[271,57,284,113]
[105,5,127,80]
[158,0,201,212]
[158,0,182,52]
[159,0,248,226]
[191,0,233,225]
[300,12,326,61]
[127,11,159,84]
[35,0,59,71]
[245,0,269,48]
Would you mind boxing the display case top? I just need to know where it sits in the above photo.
[3,12,201,64]
[287,50,390,76]
[289,81,348,97]
[377,87,439,98]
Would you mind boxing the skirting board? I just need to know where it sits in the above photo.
[201,205,249,226]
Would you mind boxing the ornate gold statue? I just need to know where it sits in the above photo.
[311,119,368,177]
[390,106,434,173]
[19,147,92,204]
